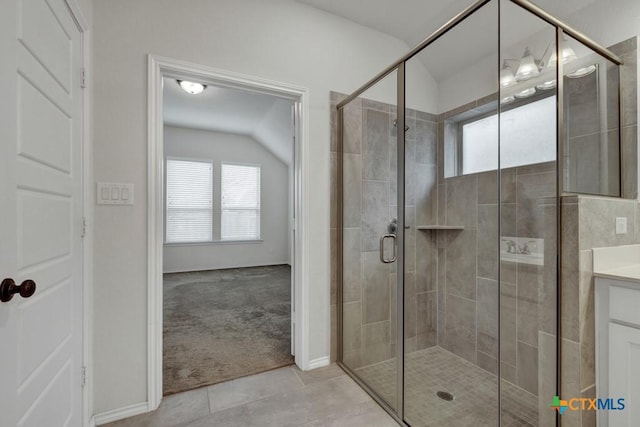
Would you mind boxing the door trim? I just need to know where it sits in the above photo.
[58,1,92,426]
[147,55,311,411]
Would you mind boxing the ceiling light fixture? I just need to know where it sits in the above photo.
[177,80,207,95]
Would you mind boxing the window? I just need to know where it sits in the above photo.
[166,159,213,243]
[461,95,557,175]
[221,163,261,241]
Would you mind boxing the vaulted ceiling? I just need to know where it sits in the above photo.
[296,0,598,82]
[163,78,294,165]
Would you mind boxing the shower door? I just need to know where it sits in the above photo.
[338,69,402,414]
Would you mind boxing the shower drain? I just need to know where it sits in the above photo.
[436,391,454,401]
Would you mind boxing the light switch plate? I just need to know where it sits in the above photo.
[97,182,134,205]
[616,217,627,235]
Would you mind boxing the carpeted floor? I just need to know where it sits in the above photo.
[163,265,293,395]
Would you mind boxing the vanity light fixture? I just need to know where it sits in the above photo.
[500,95,515,105]
[500,61,517,88]
[547,37,577,67]
[567,65,597,78]
[536,80,557,90]
[515,47,540,81]
[514,87,537,98]
[177,80,207,95]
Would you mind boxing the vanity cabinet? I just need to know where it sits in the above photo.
[595,278,640,427]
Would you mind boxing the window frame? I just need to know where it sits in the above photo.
[456,90,556,176]
[220,161,262,242]
[164,156,214,244]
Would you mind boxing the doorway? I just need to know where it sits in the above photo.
[147,56,309,406]
[161,78,295,395]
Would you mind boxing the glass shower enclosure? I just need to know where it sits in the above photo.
[336,0,623,425]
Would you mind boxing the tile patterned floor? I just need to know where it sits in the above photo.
[355,347,538,426]
[104,348,539,426]
[104,364,398,427]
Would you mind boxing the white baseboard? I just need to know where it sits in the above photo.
[87,416,96,427]
[307,356,330,370]
[93,402,149,425]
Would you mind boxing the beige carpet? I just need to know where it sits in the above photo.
[163,265,293,395]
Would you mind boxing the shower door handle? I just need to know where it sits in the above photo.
[379,234,397,264]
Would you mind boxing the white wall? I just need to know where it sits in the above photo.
[91,0,437,415]
[163,126,289,273]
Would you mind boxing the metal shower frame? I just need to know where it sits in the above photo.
[335,0,623,425]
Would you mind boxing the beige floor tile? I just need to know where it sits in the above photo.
[207,366,303,413]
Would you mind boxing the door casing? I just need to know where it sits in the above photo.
[146,55,312,412]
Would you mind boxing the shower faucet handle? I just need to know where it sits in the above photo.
[389,218,409,234]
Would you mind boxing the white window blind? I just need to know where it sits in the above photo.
[166,159,213,243]
[221,163,261,241]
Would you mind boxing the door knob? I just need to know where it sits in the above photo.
[0,278,36,302]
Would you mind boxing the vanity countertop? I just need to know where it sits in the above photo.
[592,244,640,285]
[593,265,640,284]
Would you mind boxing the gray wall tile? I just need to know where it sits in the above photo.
[343,99,362,154]
[516,341,538,395]
[416,119,437,165]
[477,171,497,204]
[363,109,390,181]
[362,180,389,252]
[416,231,436,293]
[477,278,498,357]
[416,164,437,226]
[416,291,437,350]
[362,251,390,324]
[343,154,362,228]
[446,230,477,300]
[342,228,361,303]
[343,301,362,353]
[443,294,476,363]
[500,283,517,367]
[404,272,417,339]
[517,264,542,347]
[446,175,477,228]
[478,204,498,281]
[579,196,636,248]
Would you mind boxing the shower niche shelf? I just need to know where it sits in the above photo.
[417,225,465,231]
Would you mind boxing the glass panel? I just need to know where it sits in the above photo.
[563,34,621,196]
[340,70,399,411]
[500,1,558,425]
[404,0,499,424]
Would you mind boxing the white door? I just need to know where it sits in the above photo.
[0,0,84,425]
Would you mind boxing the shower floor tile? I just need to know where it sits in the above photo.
[354,347,538,426]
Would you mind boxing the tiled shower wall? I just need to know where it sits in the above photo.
[329,92,438,369]
[433,160,556,398]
